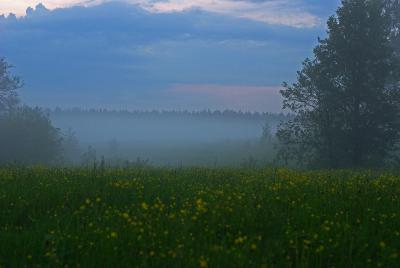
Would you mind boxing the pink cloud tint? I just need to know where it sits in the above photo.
[1,0,320,28]
[169,84,283,112]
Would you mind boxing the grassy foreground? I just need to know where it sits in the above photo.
[0,167,399,267]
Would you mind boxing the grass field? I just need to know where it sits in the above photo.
[0,167,399,267]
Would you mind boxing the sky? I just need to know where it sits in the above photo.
[0,0,341,112]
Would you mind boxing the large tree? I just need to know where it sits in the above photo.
[277,0,400,168]
[0,58,63,165]
[0,58,21,112]
[0,106,63,165]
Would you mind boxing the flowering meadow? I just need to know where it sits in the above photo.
[0,167,399,267]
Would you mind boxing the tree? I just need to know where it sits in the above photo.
[385,0,400,53]
[81,146,97,167]
[62,128,81,164]
[261,122,272,144]
[0,58,65,165]
[0,106,63,164]
[0,58,21,112]
[277,0,400,168]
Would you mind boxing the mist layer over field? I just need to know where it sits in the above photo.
[50,109,286,166]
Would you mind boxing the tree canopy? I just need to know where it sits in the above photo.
[0,58,21,112]
[0,58,63,165]
[0,106,63,165]
[277,0,400,168]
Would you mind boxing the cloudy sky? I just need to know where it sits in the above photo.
[0,0,341,112]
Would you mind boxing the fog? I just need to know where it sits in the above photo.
[49,109,287,166]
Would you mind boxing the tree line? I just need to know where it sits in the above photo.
[50,107,289,122]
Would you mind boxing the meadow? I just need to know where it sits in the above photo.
[0,166,399,267]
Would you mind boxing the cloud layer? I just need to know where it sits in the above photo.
[0,0,334,27]
[124,0,321,28]
[0,1,337,112]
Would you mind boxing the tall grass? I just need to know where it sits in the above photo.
[0,167,399,267]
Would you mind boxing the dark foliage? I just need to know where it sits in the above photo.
[0,58,21,112]
[277,0,400,168]
[0,58,63,165]
[0,106,63,165]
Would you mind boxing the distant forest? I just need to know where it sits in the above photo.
[50,108,290,122]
